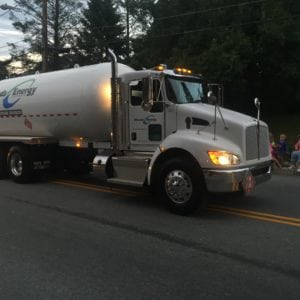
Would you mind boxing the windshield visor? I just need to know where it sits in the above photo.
[165,75,205,104]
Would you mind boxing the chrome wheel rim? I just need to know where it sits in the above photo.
[164,169,193,204]
[10,153,23,177]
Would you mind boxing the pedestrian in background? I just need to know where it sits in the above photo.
[290,134,300,172]
[277,133,290,163]
[269,132,281,168]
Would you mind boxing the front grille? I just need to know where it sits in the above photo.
[246,125,269,160]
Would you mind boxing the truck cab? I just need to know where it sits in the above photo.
[101,64,271,214]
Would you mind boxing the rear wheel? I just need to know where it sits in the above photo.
[7,145,33,183]
[158,158,205,215]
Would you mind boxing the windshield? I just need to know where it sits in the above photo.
[165,75,205,104]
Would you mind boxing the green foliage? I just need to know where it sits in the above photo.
[9,0,83,72]
[6,0,299,114]
[0,59,11,80]
[76,0,125,65]
[131,0,300,114]
[116,0,155,59]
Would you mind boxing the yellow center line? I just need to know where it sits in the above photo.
[208,205,300,224]
[208,207,300,227]
[207,206,300,228]
[51,179,300,228]
[51,180,143,197]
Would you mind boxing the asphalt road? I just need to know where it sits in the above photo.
[0,173,299,299]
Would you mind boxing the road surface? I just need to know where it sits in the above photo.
[0,173,299,299]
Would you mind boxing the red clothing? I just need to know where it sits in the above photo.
[295,140,300,151]
[270,143,278,159]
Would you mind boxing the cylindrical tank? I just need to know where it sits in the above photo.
[0,62,133,141]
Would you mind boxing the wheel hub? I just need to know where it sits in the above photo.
[10,153,23,177]
[165,170,193,204]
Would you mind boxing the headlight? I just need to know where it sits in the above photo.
[208,151,240,166]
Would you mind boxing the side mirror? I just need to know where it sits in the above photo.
[142,77,154,111]
[207,91,217,105]
[254,97,261,121]
[254,97,260,109]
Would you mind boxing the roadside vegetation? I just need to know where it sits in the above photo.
[0,0,299,117]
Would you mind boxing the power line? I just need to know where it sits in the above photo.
[146,14,300,39]
[56,0,270,34]
[0,40,24,49]
[2,4,299,61]
[4,13,299,60]
[153,0,266,21]
[0,0,280,49]
[0,10,9,17]
[0,0,293,40]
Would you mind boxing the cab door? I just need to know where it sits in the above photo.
[128,78,165,151]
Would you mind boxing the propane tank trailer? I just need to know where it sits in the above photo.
[0,50,272,214]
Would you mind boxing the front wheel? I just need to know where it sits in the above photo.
[158,158,206,215]
[7,145,33,183]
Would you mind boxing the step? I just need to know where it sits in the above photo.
[111,155,151,185]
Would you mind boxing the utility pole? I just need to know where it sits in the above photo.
[53,0,60,70]
[42,0,48,72]
[125,0,130,60]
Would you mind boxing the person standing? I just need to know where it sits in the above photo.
[277,133,290,163]
[269,132,281,168]
[290,135,300,172]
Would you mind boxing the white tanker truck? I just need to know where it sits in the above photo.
[0,50,271,214]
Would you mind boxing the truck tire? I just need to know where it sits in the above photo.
[7,145,33,183]
[159,158,205,215]
[0,147,8,179]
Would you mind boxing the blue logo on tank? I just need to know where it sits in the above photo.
[3,95,21,109]
[1,79,37,109]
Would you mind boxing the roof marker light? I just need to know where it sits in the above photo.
[174,67,193,75]
[152,64,167,71]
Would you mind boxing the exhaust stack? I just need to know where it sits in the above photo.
[107,48,119,153]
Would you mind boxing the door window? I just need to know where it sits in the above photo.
[130,80,143,106]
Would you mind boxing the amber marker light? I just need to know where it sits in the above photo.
[175,67,193,75]
[151,64,167,71]
[208,151,240,166]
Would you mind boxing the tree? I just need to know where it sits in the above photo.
[116,0,155,60]
[76,0,125,65]
[9,0,83,73]
[131,0,300,114]
[0,59,11,79]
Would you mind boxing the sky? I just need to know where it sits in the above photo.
[0,0,23,60]
[0,0,90,61]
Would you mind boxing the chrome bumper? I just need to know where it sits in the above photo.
[203,162,272,193]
